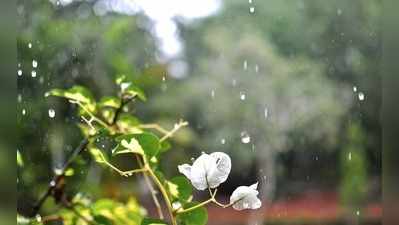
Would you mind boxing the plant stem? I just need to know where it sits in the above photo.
[135,155,164,219]
[71,100,110,129]
[139,124,169,135]
[143,157,177,225]
[102,159,147,177]
[176,198,213,214]
[159,120,188,142]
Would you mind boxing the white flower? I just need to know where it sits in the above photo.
[178,152,231,190]
[230,182,262,210]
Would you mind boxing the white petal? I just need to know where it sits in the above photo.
[249,182,258,190]
[207,152,232,188]
[189,154,214,190]
[178,164,192,179]
[230,184,262,211]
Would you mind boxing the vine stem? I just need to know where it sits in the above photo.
[69,100,110,129]
[143,156,177,225]
[160,120,188,142]
[135,155,164,219]
[176,189,242,214]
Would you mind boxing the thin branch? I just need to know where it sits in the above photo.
[143,156,177,225]
[42,215,63,224]
[100,156,147,177]
[176,199,213,214]
[135,155,164,219]
[32,138,89,216]
[69,100,109,129]
[139,124,169,135]
[112,96,134,125]
[159,120,189,142]
[62,199,94,225]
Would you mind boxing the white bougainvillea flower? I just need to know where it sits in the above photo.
[178,152,231,190]
[230,182,262,210]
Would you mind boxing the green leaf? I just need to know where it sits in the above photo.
[166,176,192,202]
[99,96,121,108]
[125,85,147,101]
[116,114,142,134]
[114,132,160,158]
[135,132,160,157]
[113,135,144,155]
[93,215,113,225]
[45,85,95,105]
[64,168,74,176]
[115,74,131,85]
[177,202,208,225]
[89,147,108,164]
[141,218,168,225]
[160,141,171,153]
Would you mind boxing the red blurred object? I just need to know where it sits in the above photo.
[207,191,381,224]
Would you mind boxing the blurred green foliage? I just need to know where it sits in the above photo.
[340,123,367,210]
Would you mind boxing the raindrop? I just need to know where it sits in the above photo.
[255,64,259,73]
[337,8,342,16]
[17,70,22,76]
[240,91,246,101]
[356,210,360,216]
[28,42,32,48]
[241,131,251,144]
[31,70,37,77]
[264,108,269,119]
[22,109,26,115]
[232,79,237,87]
[221,138,226,145]
[211,89,215,99]
[249,0,253,3]
[353,86,357,92]
[18,94,22,103]
[162,76,166,82]
[348,152,352,161]
[50,181,56,187]
[48,109,56,118]
[243,60,248,70]
[32,60,38,68]
[18,63,21,67]
[358,92,365,101]
[249,7,255,14]
[190,157,195,162]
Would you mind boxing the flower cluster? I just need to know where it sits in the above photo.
[178,152,262,211]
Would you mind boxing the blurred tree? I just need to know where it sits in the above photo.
[340,122,367,215]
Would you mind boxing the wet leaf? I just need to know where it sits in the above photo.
[177,202,208,225]
[141,218,168,225]
[166,176,192,202]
